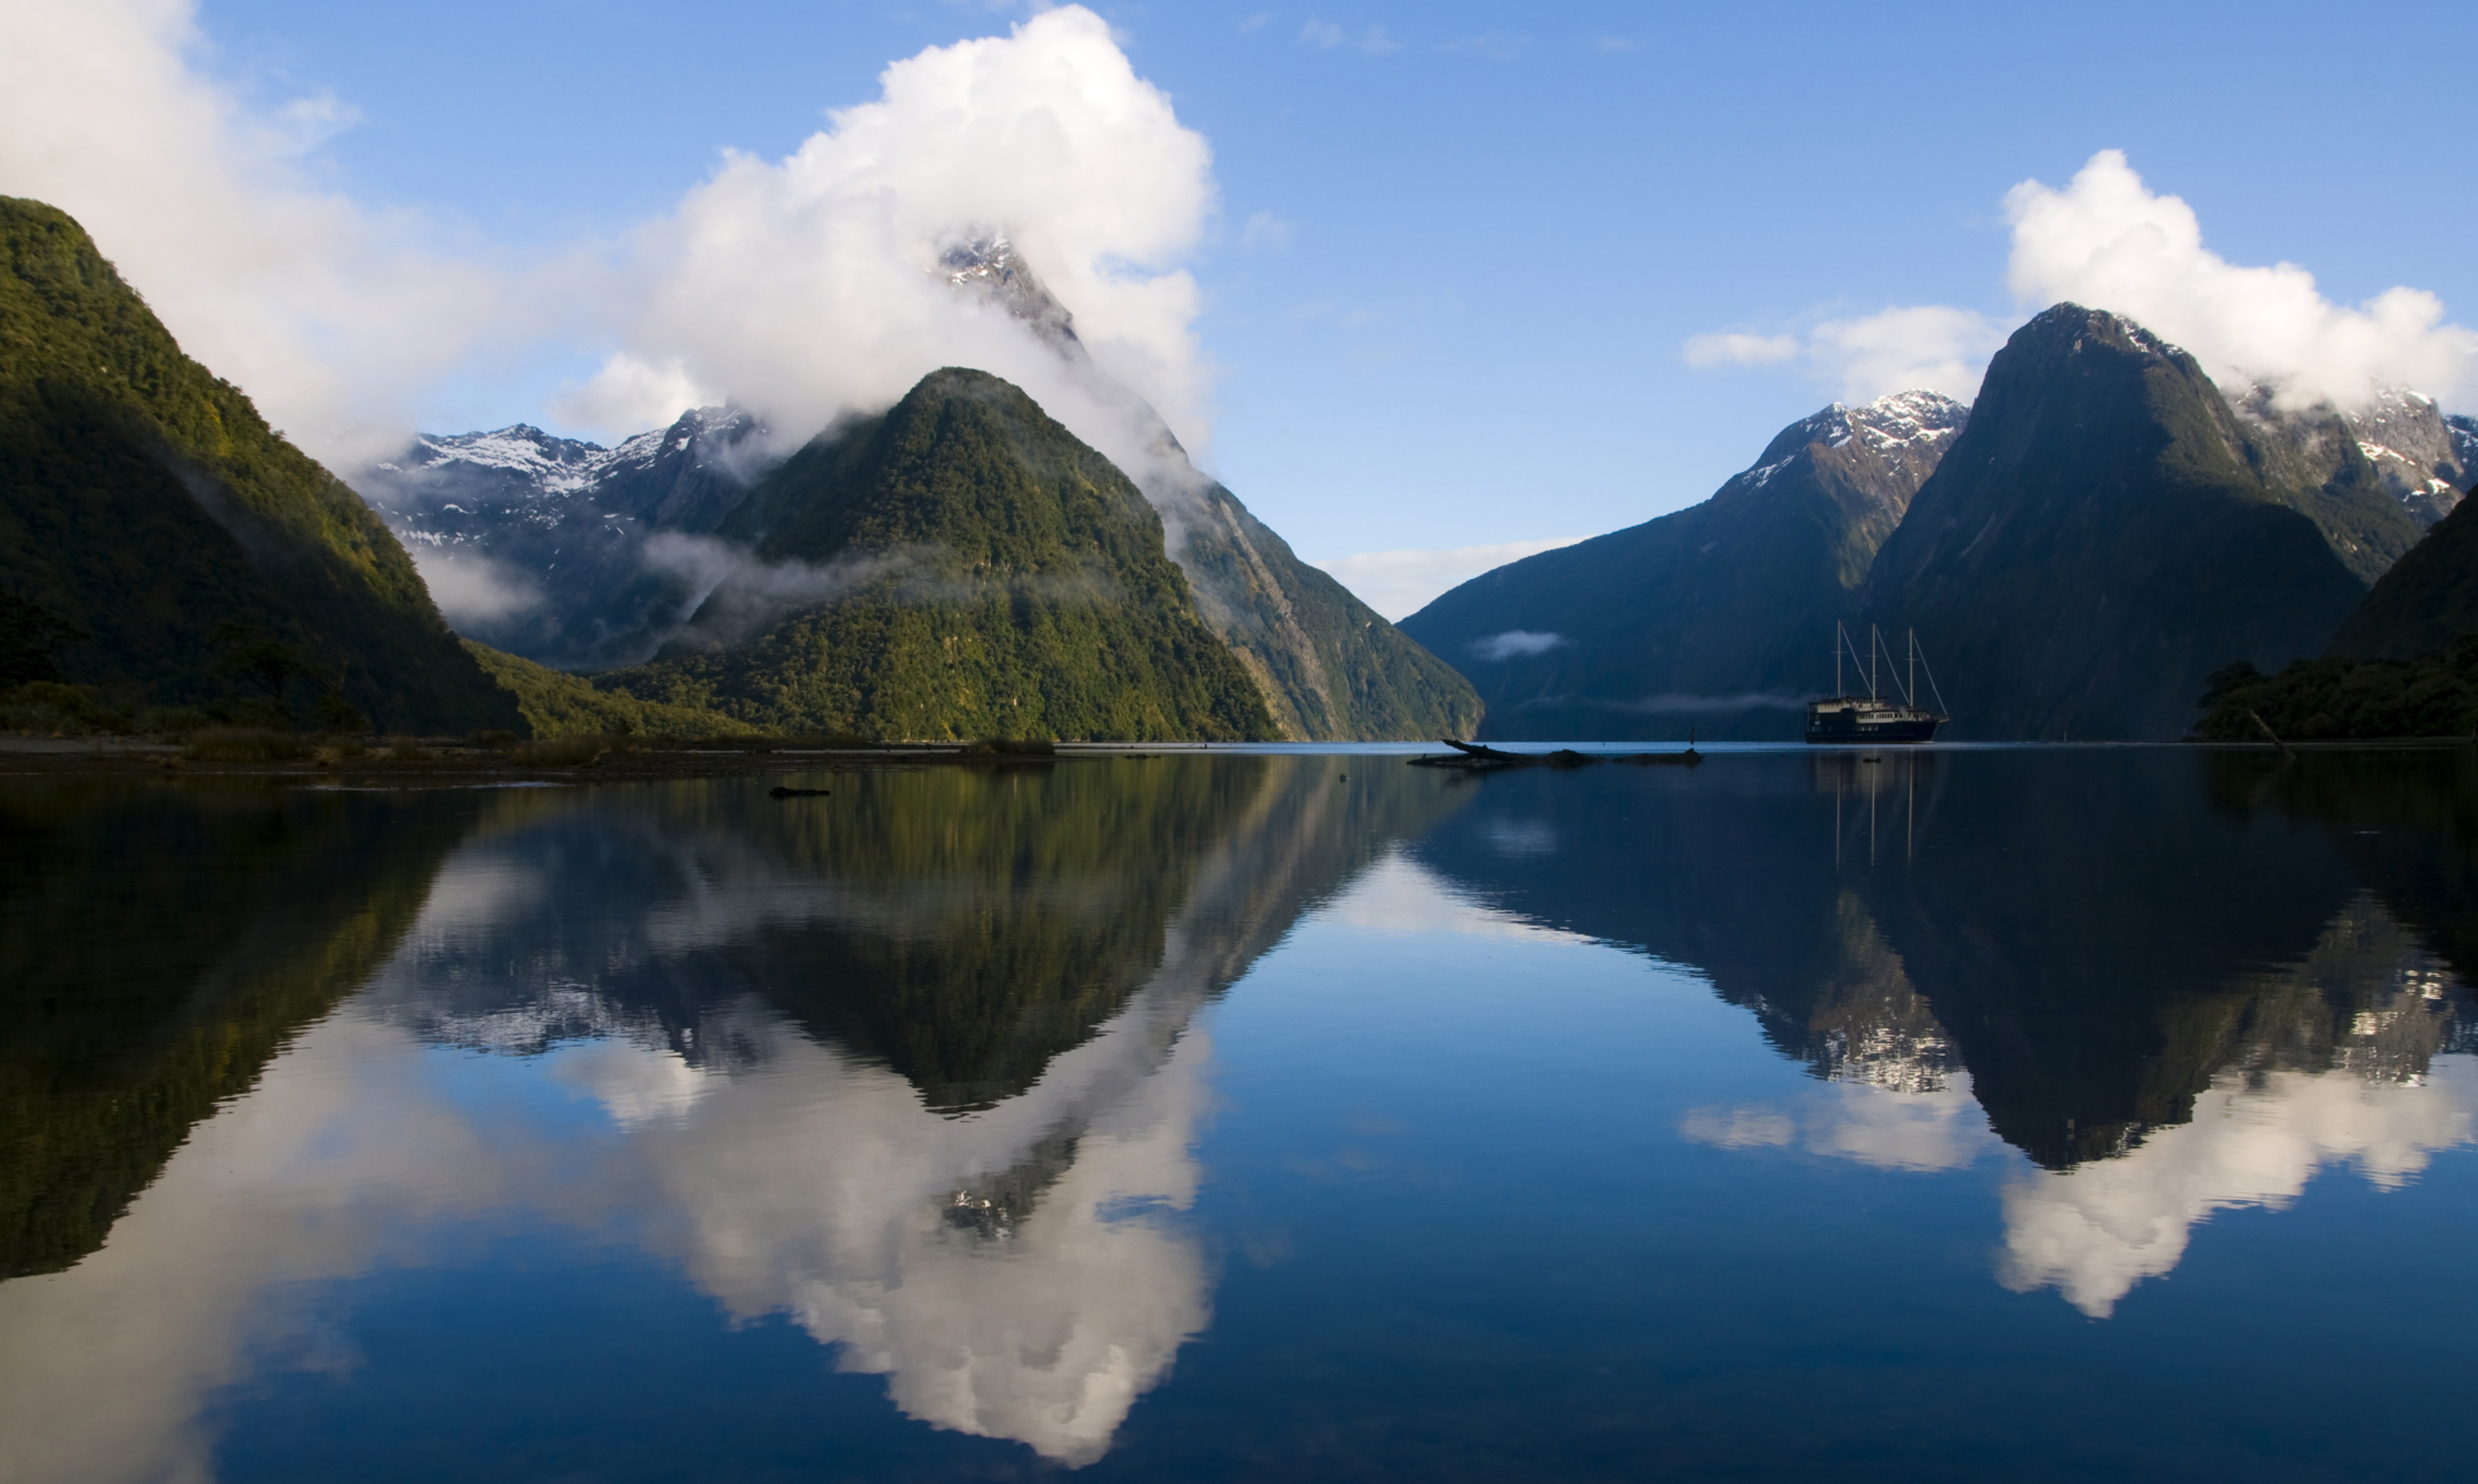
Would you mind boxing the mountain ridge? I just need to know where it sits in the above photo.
[601,367,1280,741]
[1860,303,2401,738]
[0,196,518,732]
[1398,389,1968,739]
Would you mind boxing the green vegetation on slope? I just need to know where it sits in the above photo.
[605,368,1276,741]
[2193,643,2478,740]
[463,640,748,739]
[0,197,518,733]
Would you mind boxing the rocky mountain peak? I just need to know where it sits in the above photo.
[940,232,1081,356]
[2338,386,2467,526]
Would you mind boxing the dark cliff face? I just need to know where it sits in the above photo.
[600,368,1278,742]
[2327,481,2478,661]
[1171,472,1482,741]
[1398,391,1966,740]
[0,197,519,732]
[1860,305,2382,740]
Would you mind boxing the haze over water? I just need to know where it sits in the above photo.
[3,748,2473,1482]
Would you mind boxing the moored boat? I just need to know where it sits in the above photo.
[1806,625,1947,745]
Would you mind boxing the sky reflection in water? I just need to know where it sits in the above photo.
[2,749,2475,1482]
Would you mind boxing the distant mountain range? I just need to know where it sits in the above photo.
[356,406,771,670]
[1400,390,1967,739]
[0,197,518,734]
[360,238,1478,742]
[1409,303,2476,741]
[13,183,2475,745]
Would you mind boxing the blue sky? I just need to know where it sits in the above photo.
[10,1,2474,615]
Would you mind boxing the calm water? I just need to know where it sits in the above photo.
[4,748,2476,1482]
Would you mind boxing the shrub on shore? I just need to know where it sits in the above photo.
[2195,637,2478,740]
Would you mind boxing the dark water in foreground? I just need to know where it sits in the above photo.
[4,747,2477,1483]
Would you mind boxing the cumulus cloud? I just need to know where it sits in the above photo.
[1685,149,2478,410]
[564,6,1219,467]
[0,2,1224,490]
[0,0,520,465]
[2004,150,2478,410]
[1313,537,1585,619]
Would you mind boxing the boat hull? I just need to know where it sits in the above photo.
[1804,699,1941,745]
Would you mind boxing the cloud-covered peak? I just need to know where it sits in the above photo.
[1686,151,2478,414]
[561,6,1216,459]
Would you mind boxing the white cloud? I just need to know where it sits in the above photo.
[1684,150,2478,411]
[1313,537,1584,619]
[570,6,1219,463]
[0,3,1225,484]
[407,548,543,625]
[1686,307,2005,403]
[2003,150,2478,410]
[1469,628,1566,662]
[1802,306,2007,403]
[0,0,520,466]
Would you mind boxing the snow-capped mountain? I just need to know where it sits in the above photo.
[347,234,1476,737]
[1397,388,1969,741]
[354,407,772,668]
[2337,386,2470,527]
[2231,382,2471,530]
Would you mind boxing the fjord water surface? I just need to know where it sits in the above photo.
[2,750,2473,1482]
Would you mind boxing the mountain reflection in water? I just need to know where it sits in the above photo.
[1413,748,2478,1316]
[0,748,2474,1479]
[0,759,1460,1479]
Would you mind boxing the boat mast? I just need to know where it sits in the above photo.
[1907,630,1917,710]
[1835,622,1844,697]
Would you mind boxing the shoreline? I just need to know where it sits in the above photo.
[0,733,2471,788]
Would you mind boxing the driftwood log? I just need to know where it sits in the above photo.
[1408,739,1701,771]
